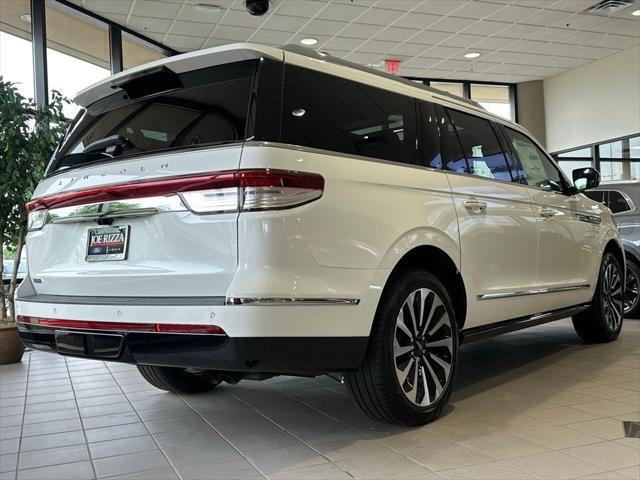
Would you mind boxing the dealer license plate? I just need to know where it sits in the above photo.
[86,225,130,262]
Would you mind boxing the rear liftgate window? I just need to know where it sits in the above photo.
[50,60,257,174]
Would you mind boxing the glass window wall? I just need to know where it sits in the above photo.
[470,84,512,121]
[429,81,464,98]
[123,34,167,70]
[553,135,639,182]
[557,146,594,180]
[0,0,33,98]
[599,136,640,181]
[45,2,111,117]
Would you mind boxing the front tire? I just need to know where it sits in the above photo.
[572,252,624,343]
[137,365,221,393]
[346,269,459,426]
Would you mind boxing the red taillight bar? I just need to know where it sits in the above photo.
[25,169,324,212]
[17,315,226,335]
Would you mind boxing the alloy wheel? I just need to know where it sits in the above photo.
[602,258,624,329]
[623,263,639,315]
[393,288,453,407]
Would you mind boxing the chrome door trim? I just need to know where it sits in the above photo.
[477,289,539,300]
[226,297,361,306]
[45,196,187,225]
[477,283,590,300]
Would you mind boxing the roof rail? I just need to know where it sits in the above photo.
[281,44,485,111]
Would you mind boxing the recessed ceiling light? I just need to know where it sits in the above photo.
[20,13,31,22]
[194,3,222,13]
[632,9,640,15]
[464,52,481,59]
[300,38,318,46]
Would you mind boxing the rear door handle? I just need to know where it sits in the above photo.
[539,207,557,218]
[463,199,488,213]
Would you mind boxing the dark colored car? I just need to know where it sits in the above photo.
[2,259,27,297]
[584,180,640,317]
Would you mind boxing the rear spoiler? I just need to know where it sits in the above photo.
[74,43,284,108]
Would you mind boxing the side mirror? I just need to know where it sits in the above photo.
[572,167,600,192]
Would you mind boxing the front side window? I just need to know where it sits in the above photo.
[51,60,256,173]
[281,65,417,165]
[504,127,564,192]
[447,108,513,182]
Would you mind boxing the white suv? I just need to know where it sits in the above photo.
[16,44,625,426]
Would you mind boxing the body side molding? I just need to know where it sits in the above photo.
[460,303,591,343]
[477,283,590,300]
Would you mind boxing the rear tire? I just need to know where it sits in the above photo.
[346,268,459,426]
[572,252,624,343]
[137,365,220,393]
[623,258,640,318]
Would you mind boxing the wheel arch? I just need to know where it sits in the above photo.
[380,245,467,330]
[604,238,625,275]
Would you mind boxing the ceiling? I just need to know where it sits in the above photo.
[64,0,640,82]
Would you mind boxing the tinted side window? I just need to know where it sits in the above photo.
[435,105,467,173]
[281,65,417,164]
[418,101,442,169]
[504,127,564,192]
[607,191,631,213]
[584,190,606,204]
[447,109,513,182]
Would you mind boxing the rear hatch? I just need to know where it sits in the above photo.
[26,55,260,298]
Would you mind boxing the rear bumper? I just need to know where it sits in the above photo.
[18,323,368,375]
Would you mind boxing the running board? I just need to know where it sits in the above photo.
[460,303,591,343]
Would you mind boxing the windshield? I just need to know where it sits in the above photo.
[49,60,257,174]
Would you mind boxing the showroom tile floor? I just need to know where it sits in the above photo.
[1,319,638,480]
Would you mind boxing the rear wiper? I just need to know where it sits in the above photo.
[83,134,135,155]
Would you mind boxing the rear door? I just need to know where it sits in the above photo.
[26,60,258,298]
[439,106,539,327]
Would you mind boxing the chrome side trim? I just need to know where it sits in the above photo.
[576,213,601,225]
[477,283,590,300]
[538,284,591,294]
[477,289,539,300]
[226,297,361,306]
[46,195,187,225]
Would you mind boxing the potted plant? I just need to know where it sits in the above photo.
[0,78,69,364]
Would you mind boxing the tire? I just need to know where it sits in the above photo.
[346,268,459,426]
[137,365,220,394]
[572,252,624,343]
[623,258,640,318]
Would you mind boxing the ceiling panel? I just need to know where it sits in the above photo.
[130,0,179,19]
[373,27,421,42]
[61,0,640,82]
